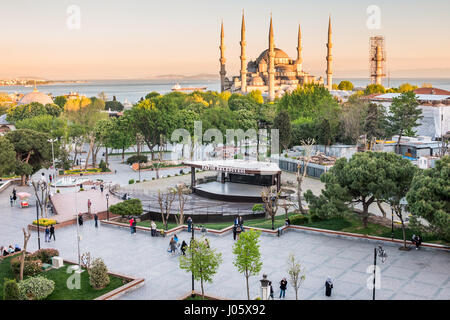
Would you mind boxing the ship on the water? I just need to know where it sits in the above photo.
[171,83,207,92]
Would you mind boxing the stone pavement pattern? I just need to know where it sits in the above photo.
[1,185,449,300]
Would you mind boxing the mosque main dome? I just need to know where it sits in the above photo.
[18,88,54,106]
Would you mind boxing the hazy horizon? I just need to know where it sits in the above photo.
[1,0,449,80]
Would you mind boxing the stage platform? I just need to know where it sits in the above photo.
[193,181,264,203]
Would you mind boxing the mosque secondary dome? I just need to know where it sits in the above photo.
[18,88,54,106]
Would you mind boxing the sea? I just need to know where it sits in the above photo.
[1,77,449,104]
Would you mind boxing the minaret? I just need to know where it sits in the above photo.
[240,11,247,93]
[268,15,275,101]
[296,23,303,71]
[219,21,227,92]
[326,15,333,91]
[375,45,383,85]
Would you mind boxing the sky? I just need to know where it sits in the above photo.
[0,0,449,80]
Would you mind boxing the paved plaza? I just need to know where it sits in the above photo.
[1,182,449,300]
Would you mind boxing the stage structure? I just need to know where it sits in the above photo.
[183,160,282,203]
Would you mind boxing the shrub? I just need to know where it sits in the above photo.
[89,258,110,289]
[126,155,148,165]
[109,198,143,217]
[99,160,107,172]
[180,169,184,174]
[79,188,84,191]
[17,276,55,300]
[152,177,155,180]
[290,214,309,225]
[10,257,42,278]
[252,204,264,212]
[56,189,60,193]
[30,249,59,264]
[310,214,323,222]
[3,279,19,300]
[128,179,135,184]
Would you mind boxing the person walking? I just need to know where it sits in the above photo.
[78,213,83,226]
[150,221,156,237]
[269,281,274,300]
[325,276,333,297]
[279,278,288,299]
[44,226,50,242]
[129,217,134,234]
[9,195,13,207]
[87,199,92,215]
[239,216,244,232]
[180,240,188,256]
[187,216,193,233]
[233,225,237,240]
[94,213,98,228]
[100,184,104,193]
[132,218,137,234]
[49,225,55,241]
[12,188,17,205]
[49,174,52,183]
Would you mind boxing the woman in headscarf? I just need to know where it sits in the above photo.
[325,276,333,297]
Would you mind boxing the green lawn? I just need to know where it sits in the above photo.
[0,256,125,300]
[136,212,448,245]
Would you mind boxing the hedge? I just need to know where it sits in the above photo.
[109,198,143,217]
[126,155,148,165]
[290,214,310,225]
[17,276,55,300]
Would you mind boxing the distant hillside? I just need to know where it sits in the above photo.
[147,73,218,80]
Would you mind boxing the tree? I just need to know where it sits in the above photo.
[273,110,292,154]
[397,83,418,93]
[364,84,386,95]
[296,138,316,214]
[5,129,52,185]
[6,102,62,122]
[287,253,306,300]
[364,103,388,144]
[233,229,263,300]
[53,96,67,109]
[338,81,354,91]
[0,136,16,177]
[179,238,223,299]
[105,100,124,111]
[406,156,450,242]
[247,90,264,104]
[108,199,143,218]
[31,179,51,218]
[89,258,110,289]
[170,183,191,225]
[157,190,176,230]
[3,278,19,300]
[107,115,135,163]
[277,84,338,122]
[338,99,367,145]
[261,186,280,230]
[387,91,423,153]
[19,228,31,281]
[305,152,394,228]
[15,115,67,139]
[377,152,418,248]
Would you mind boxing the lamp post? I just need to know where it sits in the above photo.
[36,200,41,250]
[373,245,387,300]
[48,138,57,194]
[391,208,394,240]
[191,223,195,297]
[164,199,168,230]
[106,193,110,221]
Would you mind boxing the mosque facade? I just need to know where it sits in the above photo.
[220,14,333,101]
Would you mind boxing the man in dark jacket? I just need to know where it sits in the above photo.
[325,276,333,297]
[49,225,55,241]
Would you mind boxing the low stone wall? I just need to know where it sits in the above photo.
[0,179,20,193]
[100,217,450,252]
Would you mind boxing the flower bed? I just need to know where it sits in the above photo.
[32,218,57,226]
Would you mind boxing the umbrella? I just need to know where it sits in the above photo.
[16,192,32,199]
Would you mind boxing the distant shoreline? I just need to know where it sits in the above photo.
[0,80,88,87]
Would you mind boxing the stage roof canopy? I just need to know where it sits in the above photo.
[182,159,281,175]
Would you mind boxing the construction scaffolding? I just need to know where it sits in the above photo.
[369,36,386,85]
